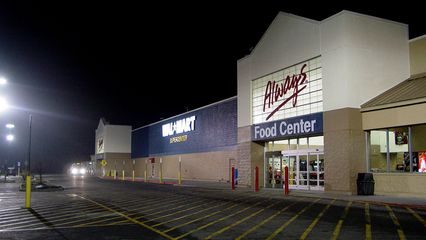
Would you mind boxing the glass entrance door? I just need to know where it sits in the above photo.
[282,148,324,190]
[266,152,283,189]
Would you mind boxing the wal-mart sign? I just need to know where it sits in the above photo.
[252,112,323,141]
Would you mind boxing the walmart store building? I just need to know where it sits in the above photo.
[97,10,426,197]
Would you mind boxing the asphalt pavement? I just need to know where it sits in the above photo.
[0,175,425,240]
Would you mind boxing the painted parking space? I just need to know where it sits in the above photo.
[1,177,426,240]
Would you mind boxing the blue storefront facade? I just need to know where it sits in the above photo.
[131,97,238,182]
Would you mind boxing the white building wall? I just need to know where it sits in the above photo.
[95,122,105,154]
[321,11,410,111]
[237,11,410,127]
[237,12,320,127]
[104,125,132,153]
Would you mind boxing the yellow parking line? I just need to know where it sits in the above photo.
[265,198,321,240]
[164,197,260,233]
[108,198,208,226]
[76,195,174,240]
[163,201,243,233]
[205,201,280,240]
[173,198,268,239]
[151,199,238,227]
[235,201,298,240]
[300,199,336,240]
[2,209,110,230]
[365,203,372,240]
[331,201,352,240]
[143,200,221,224]
[386,205,406,240]
[0,222,135,232]
[75,196,192,227]
[406,207,426,227]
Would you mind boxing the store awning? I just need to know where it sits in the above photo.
[361,73,426,112]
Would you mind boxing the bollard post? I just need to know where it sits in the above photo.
[231,167,235,191]
[159,158,163,184]
[25,175,31,208]
[284,166,289,196]
[122,160,125,180]
[132,170,135,181]
[144,159,147,182]
[178,156,182,185]
[255,166,259,192]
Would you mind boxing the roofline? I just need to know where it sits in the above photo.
[132,96,237,132]
[410,34,426,42]
[360,97,426,112]
[239,10,407,62]
[321,10,407,27]
[249,12,319,57]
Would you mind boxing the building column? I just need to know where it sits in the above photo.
[237,126,264,187]
[324,108,366,194]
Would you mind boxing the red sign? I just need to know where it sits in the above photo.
[263,64,308,120]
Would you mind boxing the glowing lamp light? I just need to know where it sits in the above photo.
[0,98,8,112]
[6,123,15,129]
[0,77,7,85]
[6,134,14,142]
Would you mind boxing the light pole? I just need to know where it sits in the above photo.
[25,114,32,208]
[5,133,14,181]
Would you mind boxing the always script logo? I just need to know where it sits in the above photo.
[263,64,308,120]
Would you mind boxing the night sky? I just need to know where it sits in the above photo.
[0,2,424,173]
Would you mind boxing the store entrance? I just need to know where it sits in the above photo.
[265,151,286,189]
[283,149,324,190]
[264,137,324,191]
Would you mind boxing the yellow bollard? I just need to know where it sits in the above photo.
[159,158,163,184]
[144,169,147,182]
[25,176,31,208]
[122,170,125,180]
[178,156,182,185]
[132,170,135,181]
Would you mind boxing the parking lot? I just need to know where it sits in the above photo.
[0,175,425,239]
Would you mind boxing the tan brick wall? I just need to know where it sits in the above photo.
[237,126,265,188]
[324,108,366,194]
[131,149,236,182]
[374,173,426,197]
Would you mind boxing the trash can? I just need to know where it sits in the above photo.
[357,173,375,195]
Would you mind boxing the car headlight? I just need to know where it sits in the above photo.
[71,168,78,174]
[79,168,86,174]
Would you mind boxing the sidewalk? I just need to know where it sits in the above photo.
[100,176,426,208]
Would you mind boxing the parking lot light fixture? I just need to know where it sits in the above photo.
[6,123,14,129]
[0,98,8,112]
[6,134,14,142]
[0,77,7,85]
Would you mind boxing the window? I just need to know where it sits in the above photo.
[368,124,426,173]
[251,56,323,124]
[370,130,388,172]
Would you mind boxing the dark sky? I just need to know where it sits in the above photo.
[0,1,424,173]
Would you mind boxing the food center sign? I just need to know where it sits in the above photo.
[251,112,323,141]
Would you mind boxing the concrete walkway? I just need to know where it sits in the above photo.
[100,176,426,208]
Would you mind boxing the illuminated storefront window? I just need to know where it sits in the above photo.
[252,56,322,124]
[368,125,426,173]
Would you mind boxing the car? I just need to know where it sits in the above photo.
[69,163,87,176]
